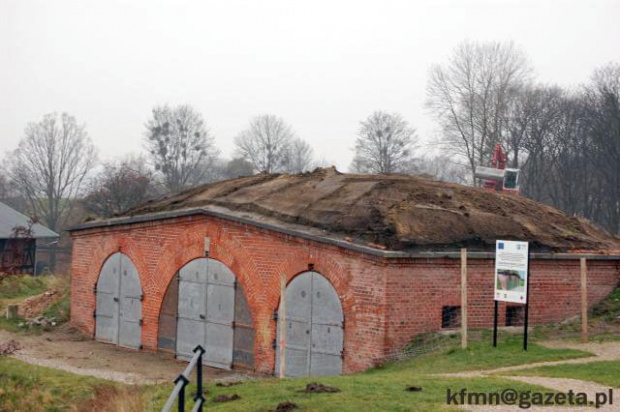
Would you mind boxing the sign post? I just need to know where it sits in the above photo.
[493,240,529,349]
[523,253,531,351]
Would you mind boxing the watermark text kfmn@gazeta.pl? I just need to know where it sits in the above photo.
[446,387,614,409]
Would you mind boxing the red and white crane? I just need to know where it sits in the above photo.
[474,143,520,195]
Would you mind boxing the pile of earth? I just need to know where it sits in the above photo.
[18,290,61,319]
[114,168,620,252]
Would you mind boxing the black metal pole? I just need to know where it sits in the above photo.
[178,383,185,412]
[524,248,531,351]
[493,299,499,347]
[196,347,204,412]
[174,374,189,412]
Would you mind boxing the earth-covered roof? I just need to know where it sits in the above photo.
[113,168,620,253]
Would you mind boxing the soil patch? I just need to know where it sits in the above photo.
[212,394,240,403]
[270,401,299,411]
[0,327,247,384]
[18,290,62,318]
[298,382,341,393]
[404,385,423,392]
[216,381,242,387]
[0,339,21,356]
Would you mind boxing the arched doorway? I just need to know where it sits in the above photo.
[277,271,344,377]
[95,252,142,349]
[157,258,255,370]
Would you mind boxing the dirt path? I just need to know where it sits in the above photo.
[440,340,620,411]
[0,325,251,385]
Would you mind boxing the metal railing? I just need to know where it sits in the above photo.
[162,345,206,412]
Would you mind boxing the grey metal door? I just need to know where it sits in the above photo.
[176,259,207,360]
[277,271,344,377]
[95,253,121,344]
[205,260,235,368]
[95,252,142,349]
[117,254,142,349]
[176,258,235,369]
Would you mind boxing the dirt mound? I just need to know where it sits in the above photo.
[212,394,240,403]
[270,401,299,411]
[18,290,61,319]
[119,168,620,252]
[298,382,341,393]
[0,339,21,356]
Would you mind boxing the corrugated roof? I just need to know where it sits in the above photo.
[0,202,59,239]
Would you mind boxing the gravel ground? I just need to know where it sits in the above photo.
[0,325,252,385]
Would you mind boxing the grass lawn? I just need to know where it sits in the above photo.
[0,275,51,300]
[501,360,620,388]
[147,374,552,412]
[0,356,107,411]
[144,335,590,411]
[386,334,592,375]
[0,334,590,411]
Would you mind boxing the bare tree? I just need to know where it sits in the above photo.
[514,64,620,235]
[426,41,532,180]
[8,113,97,268]
[83,156,158,218]
[145,104,219,192]
[284,138,315,173]
[0,169,27,212]
[350,111,417,174]
[583,63,620,233]
[234,115,294,173]
[8,113,96,231]
[404,155,469,184]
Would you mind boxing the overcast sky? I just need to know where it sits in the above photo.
[1,0,619,171]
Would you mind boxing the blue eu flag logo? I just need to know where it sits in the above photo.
[498,242,504,249]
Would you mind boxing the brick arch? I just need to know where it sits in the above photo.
[84,234,148,341]
[265,245,354,372]
[86,235,147,290]
[272,247,352,315]
[147,223,265,354]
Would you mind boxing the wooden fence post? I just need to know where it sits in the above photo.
[580,258,588,343]
[6,305,18,320]
[461,248,468,349]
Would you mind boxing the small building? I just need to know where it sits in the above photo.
[0,202,59,275]
[69,168,620,376]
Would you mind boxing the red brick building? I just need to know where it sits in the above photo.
[69,169,620,375]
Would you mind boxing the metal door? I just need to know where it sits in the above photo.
[309,273,344,375]
[118,254,142,349]
[176,258,236,369]
[176,259,207,360]
[277,271,343,377]
[95,253,143,349]
[95,253,121,344]
[232,285,255,369]
[204,259,235,368]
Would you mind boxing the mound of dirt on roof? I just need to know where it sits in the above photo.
[123,167,620,252]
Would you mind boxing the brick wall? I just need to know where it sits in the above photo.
[383,258,620,353]
[70,215,620,374]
